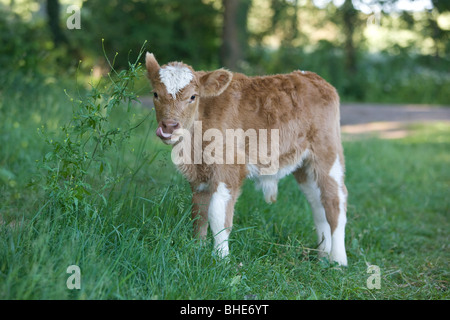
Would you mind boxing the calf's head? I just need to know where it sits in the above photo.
[145,52,233,145]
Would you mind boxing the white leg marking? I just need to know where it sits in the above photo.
[329,154,348,266]
[208,182,232,258]
[299,172,332,257]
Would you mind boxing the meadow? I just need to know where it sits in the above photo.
[0,63,448,300]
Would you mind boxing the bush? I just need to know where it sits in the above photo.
[0,6,78,87]
[36,41,155,216]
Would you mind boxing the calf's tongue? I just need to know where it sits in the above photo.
[156,126,172,139]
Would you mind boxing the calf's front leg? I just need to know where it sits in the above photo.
[191,184,211,240]
[208,182,239,258]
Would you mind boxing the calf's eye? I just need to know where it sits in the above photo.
[153,92,158,99]
[190,95,196,101]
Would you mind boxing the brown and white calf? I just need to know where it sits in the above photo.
[145,52,348,265]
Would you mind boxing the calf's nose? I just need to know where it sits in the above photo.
[156,120,180,139]
[161,120,180,133]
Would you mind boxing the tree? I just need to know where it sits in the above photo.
[339,0,359,74]
[220,0,251,71]
[46,0,81,63]
[271,0,301,46]
[80,0,221,70]
[46,0,68,46]
[428,0,450,58]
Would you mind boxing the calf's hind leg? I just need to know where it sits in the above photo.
[293,154,348,266]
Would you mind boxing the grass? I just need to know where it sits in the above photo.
[0,74,449,300]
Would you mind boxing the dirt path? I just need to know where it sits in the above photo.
[340,103,450,139]
[341,103,450,125]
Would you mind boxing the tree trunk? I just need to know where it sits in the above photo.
[220,0,250,71]
[46,0,82,64]
[341,0,357,74]
[46,0,68,46]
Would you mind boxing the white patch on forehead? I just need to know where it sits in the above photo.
[159,64,193,99]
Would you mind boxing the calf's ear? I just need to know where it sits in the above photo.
[145,52,160,80]
[198,69,233,97]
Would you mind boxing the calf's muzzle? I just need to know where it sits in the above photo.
[156,120,180,140]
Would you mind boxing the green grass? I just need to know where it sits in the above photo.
[0,76,449,300]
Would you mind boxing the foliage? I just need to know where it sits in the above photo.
[247,40,450,103]
[2,0,450,104]
[0,8,48,81]
[35,41,156,217]
[78,0,222,70]
[0,2,80,84]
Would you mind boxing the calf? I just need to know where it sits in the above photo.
[145,52,348,266]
